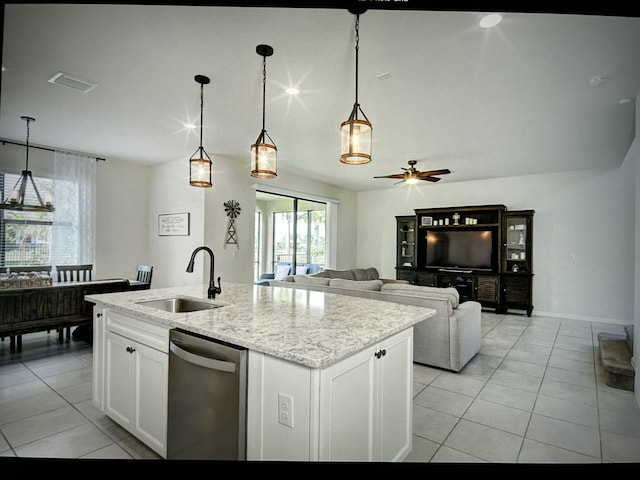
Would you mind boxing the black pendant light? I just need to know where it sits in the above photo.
[189,74,212,188]
[250,44,277,179]
[0,116,54,212]
[340,8,372,165]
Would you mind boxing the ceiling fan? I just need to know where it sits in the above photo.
[374,160,451,185]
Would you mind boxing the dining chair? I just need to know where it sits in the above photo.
[56,264,93,283]
[136,264,153,285]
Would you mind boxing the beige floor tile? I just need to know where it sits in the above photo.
[444,418,523,462]
[80,442,134,459]
[430,372,486,397]
[412,404,459,444]
[600,430,640,463]
[463,398,531,435]
[403,435,439,462]
[538,377,597,407]
[0,390,68,425]
[13,422,113,458]
[477,380,537,412]
[533,394,599,428]
[544,366,596,389]
[526,413,600,458]
[1,405,88,447]
[414,386,474,417]
[517,438,601,463]
[599,405,640,439]
[430,445,487,463]
[488,368,543,393]
[0,380,52,405]
[497,358,546,378]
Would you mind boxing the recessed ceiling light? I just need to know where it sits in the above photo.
[588,74,609,87]
[184,122,196,129]
[619,98,632,105]
[285,86,300,95]
[376,72,392,80]
[479,13,502,28]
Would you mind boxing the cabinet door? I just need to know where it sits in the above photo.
[319,343,377,461]
[318,328,413,462]
[134,342,168,455]
[105,331,135,428]
[378,328,413,462]
[396,216,416,270]
[503,212,533,274]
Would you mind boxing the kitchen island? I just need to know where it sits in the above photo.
[86,282,436,462]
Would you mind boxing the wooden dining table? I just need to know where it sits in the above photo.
[0,278,150,352]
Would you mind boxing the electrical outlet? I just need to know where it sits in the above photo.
[278,392,294,428]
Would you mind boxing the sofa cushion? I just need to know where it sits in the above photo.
[274,264,291,281]
[293,275,331,286]
[329,278,383,291]
[352,267,380,281]
[380,283,460,308]
[295,265,308,275]
[322,269,356,280]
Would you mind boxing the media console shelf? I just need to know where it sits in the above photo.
[396,204,534,316]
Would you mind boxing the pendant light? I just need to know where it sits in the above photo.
[250,44,277,179]
[340,8,372,165]
[189,74,212,187]
[0,116,54,212]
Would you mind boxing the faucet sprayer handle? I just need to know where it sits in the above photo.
[215,276,222,295]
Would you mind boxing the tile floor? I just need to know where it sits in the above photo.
[0,312,639,464]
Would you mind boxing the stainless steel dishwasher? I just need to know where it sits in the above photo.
[167,328,248,460]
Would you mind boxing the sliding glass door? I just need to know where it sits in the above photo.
[255,191,326,281]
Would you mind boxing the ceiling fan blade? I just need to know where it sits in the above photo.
[373,173,404,179]
[420,176,442,182]
[417,169,451,177]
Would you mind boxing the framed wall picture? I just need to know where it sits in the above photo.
[421,216,433,227]
[158,212,190,236]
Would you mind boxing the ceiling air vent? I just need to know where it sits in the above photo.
[48,72,97,93]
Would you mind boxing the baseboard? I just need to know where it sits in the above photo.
[532,310,631,326]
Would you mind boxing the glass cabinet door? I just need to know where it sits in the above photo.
[397,218,416,268]
[503,214,531,273]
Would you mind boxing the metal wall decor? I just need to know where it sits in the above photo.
[224,200,241,246]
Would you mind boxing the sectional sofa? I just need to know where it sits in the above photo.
[269,267,482,372]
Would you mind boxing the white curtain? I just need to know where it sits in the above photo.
[52,151,96,267]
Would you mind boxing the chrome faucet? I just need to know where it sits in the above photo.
[186,246,221,299]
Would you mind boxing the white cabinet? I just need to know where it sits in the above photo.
[96,310,169,458]
[247,327,413,462]
[318,327,413,461]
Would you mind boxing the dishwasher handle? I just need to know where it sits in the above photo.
[170,341,237,373]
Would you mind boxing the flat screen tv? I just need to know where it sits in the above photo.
[425,229,494,270]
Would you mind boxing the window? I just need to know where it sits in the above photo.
[1,150,96,269]
[0,172,54,266]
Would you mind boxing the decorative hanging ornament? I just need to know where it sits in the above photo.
[224,200,241,246]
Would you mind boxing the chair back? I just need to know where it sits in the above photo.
[136,265,153,285]
[56,264,93,282]
[9,265,52,275]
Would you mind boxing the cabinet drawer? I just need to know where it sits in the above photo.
[106,310,170,352]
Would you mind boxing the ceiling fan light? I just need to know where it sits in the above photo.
[340,116,372,165]
[404,172,419,184]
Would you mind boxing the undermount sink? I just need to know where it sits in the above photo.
[135,297,224,313]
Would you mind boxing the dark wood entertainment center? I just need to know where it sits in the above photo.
[396,204,534,316]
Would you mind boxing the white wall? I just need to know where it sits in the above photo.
[357,164,636,325]
[95,157,150,280]
[633,89,639,400]
[139,153,358,287]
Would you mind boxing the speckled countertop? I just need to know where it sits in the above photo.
[86,283,435,369]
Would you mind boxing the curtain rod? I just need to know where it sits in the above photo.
[0,139,106,162]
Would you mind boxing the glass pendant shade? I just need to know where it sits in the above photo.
[251,44,277,178]
[340,11,372,165]
[340,106,372,165]
[189,74,212,188]
[189,147,212,187]
[250,131,277,178]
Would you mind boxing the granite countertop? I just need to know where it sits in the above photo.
[86,282,435,369]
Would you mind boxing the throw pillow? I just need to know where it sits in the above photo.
[329,278,383,291]
[273,264,291,281]
[296,265,308,275]
[294,275,330,286]
[365,267,379,281]
[352,268,368,281]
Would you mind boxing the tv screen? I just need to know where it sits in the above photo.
[425,230,494,270]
